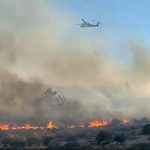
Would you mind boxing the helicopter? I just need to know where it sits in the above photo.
[77,19,100,27]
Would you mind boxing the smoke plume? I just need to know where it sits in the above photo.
[0,0,150,123]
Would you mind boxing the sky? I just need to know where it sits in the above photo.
[51,0,150,66]
[52,0,150,37]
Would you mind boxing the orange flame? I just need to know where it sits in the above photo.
[47,121,58,129]
[78,124,85,128]
[0,122,9,130]
[21,123,39,130]
[88,120,109,128]
[67,124,76,129]
[122,118,130,124]
[67,123,85,129]
[0,118,130,131]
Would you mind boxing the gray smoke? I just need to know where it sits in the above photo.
[0,0,150,123]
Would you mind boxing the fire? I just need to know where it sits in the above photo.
[122,118,130,124]
[0,121,58,131]
[47,121,58,129]
[0,118,130,131]
[67,124,76,129]
[67,123,85,129]
[22,123,39,130]
[78,124,85,128]
[88,120,109,128]
[0,122,9,130]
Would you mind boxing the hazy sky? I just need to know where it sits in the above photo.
[50,0,150,66]
[52,0,149,37]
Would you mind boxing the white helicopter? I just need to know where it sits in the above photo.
[77,19,100,27]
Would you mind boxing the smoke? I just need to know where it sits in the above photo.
[0,70,43,122]
[0,0,150,123]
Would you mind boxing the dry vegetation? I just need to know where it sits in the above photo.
[0,118,150,150]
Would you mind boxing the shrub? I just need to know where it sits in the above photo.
[129,143,150,150]
[1,136,11,147]
[114,133,126,143]
[26,136,42,147]
[9,137,27,148]
[43,135,53,146]
[96,130,112,145]
[62,142,80,150]
[142,124,150,135]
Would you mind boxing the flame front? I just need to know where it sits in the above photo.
[47,121,58,129]
[0,122,9,130]
[67,124,76,129]
[0,118,130,131]
[88,120,109,128]
[0,121,58,130]
[21,123,39,130]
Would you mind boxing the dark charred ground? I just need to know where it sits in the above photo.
[0,118,150,150]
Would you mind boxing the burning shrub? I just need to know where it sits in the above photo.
[142,124,150,135]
